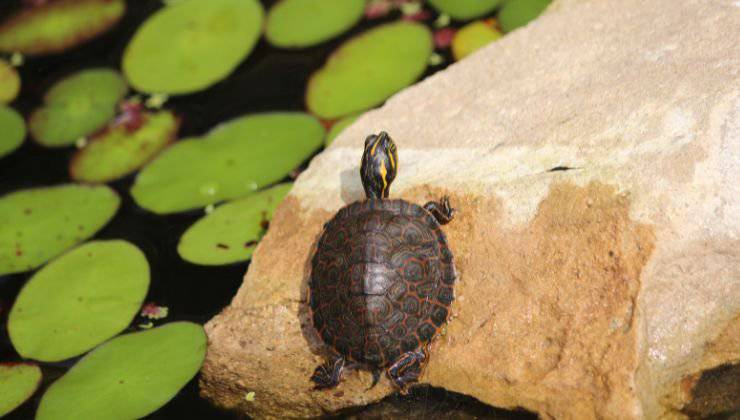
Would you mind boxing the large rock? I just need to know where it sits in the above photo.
[200,0,739,418]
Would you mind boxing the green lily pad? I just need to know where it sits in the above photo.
[0,0,126,56]
[307,21,432,119]
[498,0,551,33]
[0,363,41,417]
[427,0,502,20]
[325,112,361,146]
[29,68,128,148]
[70,111,179,183]
[265,0,365,48]
[178,183,291,265]
[0,184,120,275]
[452,21,502,60]
[131,112,323,214]
[0,60,20,103]
[123,0,263,95]
[0,105,25,158]
[36,322,206,420]
[9,240,150,362]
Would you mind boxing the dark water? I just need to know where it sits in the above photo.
[0,1,535,418]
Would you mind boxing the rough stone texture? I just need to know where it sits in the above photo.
[200,0,740,418]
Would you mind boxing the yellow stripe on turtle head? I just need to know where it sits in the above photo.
[370,137,380,156]
[379,161,388,195]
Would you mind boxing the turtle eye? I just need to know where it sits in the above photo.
[364,134,378,150]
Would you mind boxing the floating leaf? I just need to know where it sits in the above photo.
[452,21,502,60]
[265,0,365,48]
[131,112,323,214]
[8,240,149,362]
[306,22,432,119]
[0,60,20,103]
[0,363,41,417]
[0,184,120,275]
[70,110,179,183]
[29,68,127,148]
[498,0,551,33]
[426,0,502,20]
[178,183,291,265]
[325,113,361,146]
[37,322,206,420]
[123,0,263,95]
[0,0,126,55]
[0,105,25,158]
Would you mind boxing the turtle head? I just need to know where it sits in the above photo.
[360,131,398,199]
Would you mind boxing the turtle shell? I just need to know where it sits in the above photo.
[309,198,455,368]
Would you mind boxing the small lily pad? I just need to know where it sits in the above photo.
[9,240,149,362]
[131,112,323,214]
[426,0,502,20]
[0,184,120,275]
[70,110,179,183]
[325,113,361,146]
[0,60,20,103]
[29,68,128,148]
[123,0,263,95]
[451,21,502,60]
[265,0,365,48]
[178,183,291,265]
[498,0,551,33]
[307,21,432,119]
[0,0,126,55]
[36,322,206,420]
[0,105,25,158]
[0,363,41,417]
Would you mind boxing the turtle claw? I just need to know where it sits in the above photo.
[387,350,427,390]
[311,356,345,390]
[424,196,454,225]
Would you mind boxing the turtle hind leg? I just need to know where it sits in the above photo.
[387,349,427,391]
[311,356,345,390]
[424,196,454,225]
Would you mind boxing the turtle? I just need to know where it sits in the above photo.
[308,131,456,391]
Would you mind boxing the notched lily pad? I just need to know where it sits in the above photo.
[36,322,207,420]
[306,21,432,119]
[427,0,502,20]
[131,112,324,214]
[325,112,361,146]
[0,105,25,158]
[178,183,291,265]
[0,363,41,417]
[9,240,150,362]
[498,0,551,33]
[29,68,127,148]
[265,0,365,48]
[0,60,20,103]
[452,20,502,60]
[123,0,263,95]
[0,184,120,275]
[0,0,126,55]
[70,110,179,183]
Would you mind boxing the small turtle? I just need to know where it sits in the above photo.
[308,131,456,390]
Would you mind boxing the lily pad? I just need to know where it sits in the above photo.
[123,0,263,95]
[0,363,41,417]
[178,183,291,265]
[426,0,502,20]
[131,112,323,214]
[0,0,126,55]
[307,21,432,119]
[0,60,20,103]
[0,105,25,158]
[265,0,365,48]
[9,240,150,362]
[29,68,128,148]
[0,184,120,275]
[452,21,502,60]
[325,113,361,146]
[70,110,179,183]
[498,0,551,33]
[36,322,206,420]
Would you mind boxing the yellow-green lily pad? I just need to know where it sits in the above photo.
[427,0,502,20]
[36,322,206,420]
[123,0,264,95]
[8,240,149,362]
[29,68,128,148]
[0,60,20,103]
[451,21,502,60]
[0,0,126,56]
[265,0,365,48]
[178,183,291,265]
[0,184,120,275]
[306,21,432,119]
[0,105,25,158]
[499,0,551,33]
[0,363,41,417]
[325,112,361,146]
[70,110,179,183]
[131,112,323,214]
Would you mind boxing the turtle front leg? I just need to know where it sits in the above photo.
[387,349,427,391]
[423,196,454,225]
[311,355,345,389]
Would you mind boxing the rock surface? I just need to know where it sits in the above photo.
[200,0,740,418]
